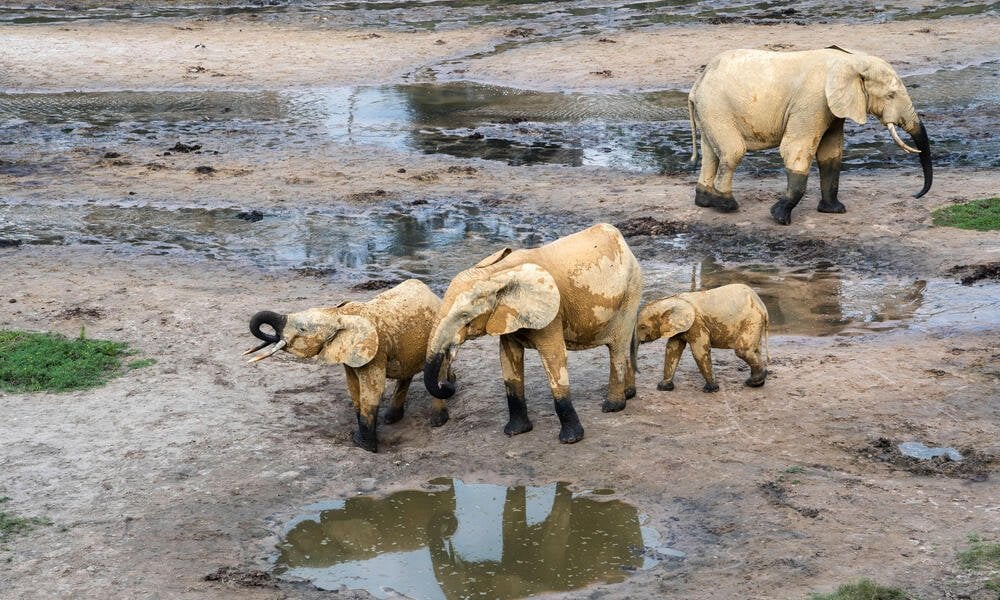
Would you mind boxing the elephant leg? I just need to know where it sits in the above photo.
[602,340,630,413]
[346,365,385,452]
[383,376,411,424]
[736,342,767,388]
[771,140,814,225]
[695,134,740,212]
[816,119,846,214]
[500,335,532,436]
[535,331,583,444]
[687,332,718,393]
[658,337,687,391]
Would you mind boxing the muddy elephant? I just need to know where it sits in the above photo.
[245,279,447,453]
[638,283,769,392]
[423,223,643,444]
[688,46,932,224]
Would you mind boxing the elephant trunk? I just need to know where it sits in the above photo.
[249,310,286,344]
[908,120,933,199]
[423,351,455,399]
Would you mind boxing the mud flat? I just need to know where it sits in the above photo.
[1,4,999,600]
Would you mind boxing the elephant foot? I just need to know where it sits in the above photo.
[817,199,846,214]
[601,398,626,413]
[657,380,675,391]
[695,186,739,212]
[504,417,533,436]
[558,422,585,444]
[702,382,720,393]
[353,429,378,453]
[745,370,768,388]
[625,386,636,400]
[770,200,793,225]
[383,407,405,425]
[429,408,449,428]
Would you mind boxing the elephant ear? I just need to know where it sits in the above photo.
[825,58,868,125]
[319,314,379,368]
[475,247,513,269]
[659,299,696,340]
[485,263,560,336]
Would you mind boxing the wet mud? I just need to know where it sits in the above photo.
[858,437,998,481]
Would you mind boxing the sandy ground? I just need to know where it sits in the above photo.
[2,12,999,600]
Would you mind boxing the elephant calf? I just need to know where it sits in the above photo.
[638,283,768,393]
[245,279,447,453]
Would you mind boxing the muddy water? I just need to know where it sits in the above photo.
[3,200,998,336]
[273,479,680,599]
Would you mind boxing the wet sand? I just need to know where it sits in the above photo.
[2,8,999,600]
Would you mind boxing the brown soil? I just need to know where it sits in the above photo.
[1,12,998,600]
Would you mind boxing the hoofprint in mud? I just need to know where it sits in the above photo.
[1,9,999,600]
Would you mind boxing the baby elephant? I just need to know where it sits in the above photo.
[244,279,447,453]
[638,283,769,393]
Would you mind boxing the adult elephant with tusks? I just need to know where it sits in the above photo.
[688,46,932,225]
[423,223,643,444]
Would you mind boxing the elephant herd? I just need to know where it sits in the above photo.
[246,46,933,453]
[247,224,768,452]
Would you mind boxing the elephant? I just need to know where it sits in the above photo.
[423,223,643,444]
[245,279,448,453]
[687,46,932,225]
[638,283,769,393]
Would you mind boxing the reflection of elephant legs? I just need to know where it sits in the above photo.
[817,118,846,214]
[602,339,631,413]
[536,328,584,444]
[500,335,533,436]
[695,135,741,212]
[687,332,719,393]
[657,337,687,391]
[346,364,385,452]
[736,343,767,387]
[383,377,411,424]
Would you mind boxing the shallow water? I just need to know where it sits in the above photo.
[3,200,997,336]
[274,479,680,599]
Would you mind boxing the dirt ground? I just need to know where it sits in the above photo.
[1,11,999,600]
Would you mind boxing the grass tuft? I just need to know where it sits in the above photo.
[808,578,911,600]
[931,197,1000,231]
[0,497,52,542]
[0,330,151,393]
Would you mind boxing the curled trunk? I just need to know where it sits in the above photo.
[909,120,933,199]
[249,310,286,344]
[423,352,455,399]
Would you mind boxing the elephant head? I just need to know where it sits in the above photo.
[423,249,560,399]
[637,298,695,343]
[825,48,932,198]
[247,303,379,368]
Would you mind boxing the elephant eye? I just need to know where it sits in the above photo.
[886,91,896,99]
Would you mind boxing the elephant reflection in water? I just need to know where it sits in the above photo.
[275,480,645,599]
[695,258,925,336]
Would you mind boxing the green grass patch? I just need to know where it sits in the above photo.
[0,497,51,542]
[808,579,911,600]
[931,197,1000,231]
[0,329,153,393]
[959,536,1000,595]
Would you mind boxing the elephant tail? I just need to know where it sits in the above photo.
[630,323,640,375]
[688,98,698,163]
[763,310,771,365]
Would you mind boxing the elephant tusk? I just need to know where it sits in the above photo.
[247,339,286,363]
[887,123,920,154]
[242,340,273,356]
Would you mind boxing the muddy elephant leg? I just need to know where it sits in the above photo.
[602,339,631,413]
[535,330,583,444]
[687,331,718,393]
[695,134,740,212]
[657,336,687,391]
[816,119,846,214]
[345,365,386,452]
[383,376,411,424]
[771,139,814,225]
[500,335,532,436]
[735,342,767,388]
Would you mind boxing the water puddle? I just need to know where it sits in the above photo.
[274,478,680,599]
[3,70,997,173]
[3,200,998,336]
